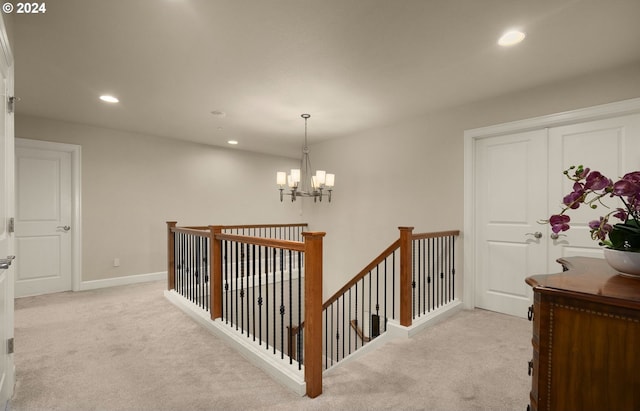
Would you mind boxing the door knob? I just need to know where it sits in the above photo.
[550,232,566,240]
[525,232,542,239]
[0,255,15,269]
[57,225,71,232]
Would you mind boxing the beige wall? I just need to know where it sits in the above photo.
[16,60,640,296]
[15,116,301,282]
[307,60,640,298]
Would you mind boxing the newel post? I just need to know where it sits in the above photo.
[303,231,326,398]
[210,225,223,320]
[399,226,414,327]
[167,221,177,291]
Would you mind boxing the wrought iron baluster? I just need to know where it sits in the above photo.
[288,249,293,364]
[415,239,419,318]
[252,244,256,342]
[348,288,352,356]
[331,304,335,366]
[272,248,277,354]
[384,257,388,332]
[341,295,345,362]
[451,236,456,302]
[258,246,263,345]
[429,238,434,312]
[265,246,271,350]
[183,234,187,301]
[188,235,193,304]
[354,281,358,349]
[245,244,250,334]
[324,306,328,370]
[374,265,379,338]
[368,270,372,338]
[241,243,246,336]
[337,300,342,362]
[361,277,365,346]
[279,248,285,359]
[438,237,444,307]
[176,233,181,296]
[223,240,229,323]
[234,241,238,330]
[435,237,439,309]
[204,237,209,311]
[297,251,302,369]
[196,236,201,308]
[185,234,190,302]
[392,251,396,320]
[422,238,426,315]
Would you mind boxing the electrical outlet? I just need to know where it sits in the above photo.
[113,258,120,267]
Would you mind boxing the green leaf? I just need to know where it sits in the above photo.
[610,220,640,251]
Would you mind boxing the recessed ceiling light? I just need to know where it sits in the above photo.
[498,30,526,47]
[227,140,238,145]
[99,95,119,103]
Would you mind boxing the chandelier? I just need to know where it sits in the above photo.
[277,114,335,202]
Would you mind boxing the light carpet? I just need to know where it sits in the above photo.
[10,280,531,411]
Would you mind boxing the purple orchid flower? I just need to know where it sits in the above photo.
[588,217,613,241]
[584,171,612,191]
[549,214,570,233]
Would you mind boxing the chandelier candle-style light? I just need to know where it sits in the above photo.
[277,114,335,202]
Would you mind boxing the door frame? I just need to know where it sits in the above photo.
[15,138,82,292]
[463,97,640,311]
[0,11,13,407]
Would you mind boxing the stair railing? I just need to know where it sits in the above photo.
[166,224,211,310]
[167,222,323,398]
[167,222,459,397]
[291,227,459,371]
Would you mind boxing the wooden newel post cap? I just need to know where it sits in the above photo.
[302,231,326,239]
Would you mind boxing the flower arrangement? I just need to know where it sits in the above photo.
[548,165,640,252]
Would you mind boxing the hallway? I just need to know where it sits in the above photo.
[11,280,530,410]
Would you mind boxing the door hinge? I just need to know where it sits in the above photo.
[7,338,13,354]
[7,96,19,114]
[7,217,14,234]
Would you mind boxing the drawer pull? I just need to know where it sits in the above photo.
[527,305,534,321]
[528,360,534,376]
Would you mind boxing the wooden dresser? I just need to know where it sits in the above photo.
[525,257,640,411]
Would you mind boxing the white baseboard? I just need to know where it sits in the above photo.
[78,271,166,291]
[404,299,464,338]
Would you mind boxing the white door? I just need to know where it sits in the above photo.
[474,130,548,317]
[0,15,15,406]
[475,112,640,318]
[15,144,72,297]
[547,114,640,262]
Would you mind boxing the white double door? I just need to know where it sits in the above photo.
[475,113,640,318]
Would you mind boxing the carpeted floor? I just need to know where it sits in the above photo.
[10,280,531,410]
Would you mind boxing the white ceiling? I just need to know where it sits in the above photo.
[12,0,640,158]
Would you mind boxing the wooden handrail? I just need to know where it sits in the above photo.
[322,239,401,310]
[218,223,308,230]
[171,227,210,236]
[214,232,305,252]
[412,230,460,240]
